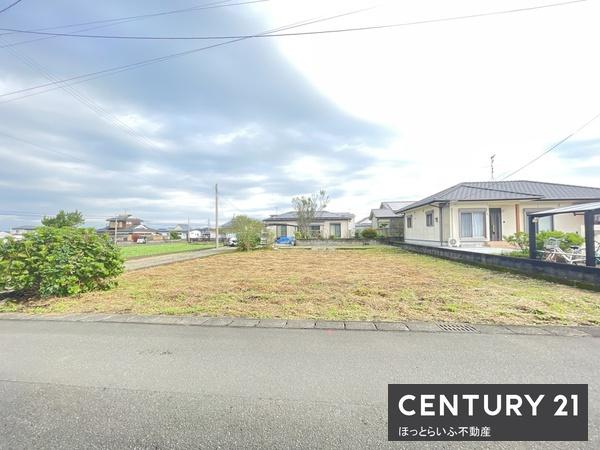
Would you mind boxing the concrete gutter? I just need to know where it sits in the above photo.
[1,313,598,337]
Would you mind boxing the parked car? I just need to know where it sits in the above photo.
[275,236,295,246]
[228,237,238,247]
[136,237,147,244]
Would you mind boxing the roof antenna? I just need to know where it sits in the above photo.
[490,154,496,180]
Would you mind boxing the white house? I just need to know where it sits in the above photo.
[398,181,600,248]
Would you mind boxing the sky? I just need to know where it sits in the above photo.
[0,0,599,230]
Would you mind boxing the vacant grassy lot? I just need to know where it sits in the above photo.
[120,242,213,260]
[2,248,599,325]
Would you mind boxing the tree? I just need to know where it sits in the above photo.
[291,190,329,238]
[231,215,264,251]
[42,210,84,228]
[361,228,378,239]
[0,227,123,297]
[169,231,180,240]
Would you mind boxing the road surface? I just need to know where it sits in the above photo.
[124,246,235,271]
[0,320,598,449]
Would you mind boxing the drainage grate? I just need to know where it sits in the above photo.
[437,323,478,333]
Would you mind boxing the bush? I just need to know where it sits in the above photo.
[507,250,529,258]
[231,215,263,251]
[0,227,124,297]
[504,230,584,252]
[361,228,378,239]
[504,232,528,251]
[536,230,584,251]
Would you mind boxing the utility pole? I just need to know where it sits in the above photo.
[215,183,219,248]
[187,216,190,243]
[113,213,118,243]
[490,154,496,180]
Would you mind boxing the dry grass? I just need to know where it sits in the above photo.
[2,247,600,325]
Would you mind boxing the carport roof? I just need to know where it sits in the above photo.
[527,201,600,217]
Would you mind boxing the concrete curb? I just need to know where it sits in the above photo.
[0,313,598,337]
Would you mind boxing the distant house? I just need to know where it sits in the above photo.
[354,217,372,235]
[369,201,413,238]
[0,231,12,241]
[264,211,355,239]
[194,227,216,240]
[397,180,600,248]
[10,225,38,236]
[97,214,163,242]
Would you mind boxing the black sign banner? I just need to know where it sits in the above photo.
[388,384,587,441]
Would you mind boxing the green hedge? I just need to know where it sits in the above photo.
[0,227,124,297]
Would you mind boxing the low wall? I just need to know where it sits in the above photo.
[295,239,381,247]
[391,242,600,290]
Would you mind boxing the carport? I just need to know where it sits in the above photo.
[527,202,600,267]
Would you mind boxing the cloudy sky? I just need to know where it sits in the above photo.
[0,0,599,230]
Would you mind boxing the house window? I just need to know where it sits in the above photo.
[309,225,321,237]
[426,211,434,227]
[378,219,389,229]
[329,223,341,238]
[459,210,486,239]
[406,215,413,228]
[276,225,287,237]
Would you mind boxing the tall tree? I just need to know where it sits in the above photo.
[41,210,84,228]
[292,190,329,238]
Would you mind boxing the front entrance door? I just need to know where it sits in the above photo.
[489,208,502,241]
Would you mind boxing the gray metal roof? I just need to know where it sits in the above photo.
[397,181,600,213]
[528,201,600,217]
[370,208,399,219]
[264,211,354,222]
[380,201,414,211]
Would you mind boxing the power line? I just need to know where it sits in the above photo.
[0,0,23,15]
[0,0,265,49]
[500,109,600,180]
[0,36,164,151]
[0,0,250,36]
[0,129,90,164]
[0,5,378,103]
[0,0,588,41]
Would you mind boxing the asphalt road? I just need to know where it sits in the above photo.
[0,320,598,449]
[124,246,235,271]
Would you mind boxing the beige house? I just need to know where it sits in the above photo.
[369,201,413,238]
[264,211,354,239]
[97,214,163,242]
[398,181,600,248]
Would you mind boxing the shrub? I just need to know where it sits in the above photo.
[504,230,584,252]
[504,232,528,251]
[231,215,263,251]
[361,228,378,239]
[536,230,584,251]
[507,250,529,258]
[0,227,124,297]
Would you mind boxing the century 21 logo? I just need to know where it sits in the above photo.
[396,394,579,417]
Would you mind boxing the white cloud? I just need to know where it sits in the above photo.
[265,0,600,208]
